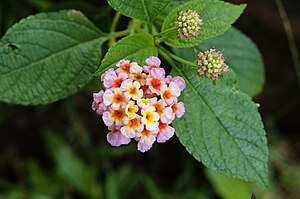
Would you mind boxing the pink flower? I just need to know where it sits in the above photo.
[136,128,157,152]
[171,76,186,92]
[141,106,160,131]
[156,122,175,143]
[107,125,131,147]
[120,116,143,138]
[171,100,185,118]
[116,59,139,76]
[103,88,127,110]
[129,63,147,86]
[143,56,161,73]
[152,99,173,124]
[160,82,181,105]
[101,68,127,89]
[120,79,143,100]
[92,56,186,152]
[91,90,107,115]
[102,108,125,127]
[146,68,166,95]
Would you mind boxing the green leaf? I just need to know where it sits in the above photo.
[200,27,265,97]
[45,131,102,198]
[107,0,171,22]
[94,33,157,76]
[206,168,253,199]
[162,0,246,48]
[27,161,53,196]
[173,27,265,97]
[171,65,269,186]
[0,10,106,105]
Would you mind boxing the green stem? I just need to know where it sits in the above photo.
[154,27,178,38]
[275,0,300,90]
[109,12,121,46]
[157,47,178,69]
[110,12,121,33]
[108,29,130,39]
[158,46,199,68]
[147,22,153,35]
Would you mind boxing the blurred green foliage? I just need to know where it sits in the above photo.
[0,0,299,198]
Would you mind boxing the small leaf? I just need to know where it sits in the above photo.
[94,33,157,76]
[0,10,107,105]
[162,0,246,48]
[107,0,171,22]
[171,65,269,186]
[45,132,102,198]
[173,27,265,97]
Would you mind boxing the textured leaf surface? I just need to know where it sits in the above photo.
[95,33,157,76]
[162,0,246,48]
[0,10,106,105]
[171,65,269,186]
[173,27,265,97]
[107,0,171,22]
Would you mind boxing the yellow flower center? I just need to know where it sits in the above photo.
[128,85,138,96]
[120,63,131,74]
[125,104,136,117]
[162,90,172,101]
[141,129,151,137]
[131,72,146,85]
[112,93,125,105]
[137,99,149,107]
[144,111,155,124]
[111,109,125,121]
[127,117,140,129]
[113,77,124,88]
[153,102,164,115]
[150,78,161,90]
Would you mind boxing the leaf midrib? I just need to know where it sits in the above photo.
[173,65,266,185]
[141,0,150,22]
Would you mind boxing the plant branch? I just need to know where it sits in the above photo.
[275,0,300,90]
[158,46,199,68]
[109,12,121,47]
[157,47,178,69]
[154,27,178,38]
[108,30,130,39]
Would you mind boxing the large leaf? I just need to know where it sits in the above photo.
[171,65,269,186]
[107,0,171,22]
[94,33,157,76]
[173,27,265,97]
[0,10,106,105]
[162,0,246,48]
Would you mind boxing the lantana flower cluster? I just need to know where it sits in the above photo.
[176,9,203,39]
[92,57,185,152]
[197,48,228,81]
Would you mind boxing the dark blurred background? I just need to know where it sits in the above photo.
[0,0,299,198]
